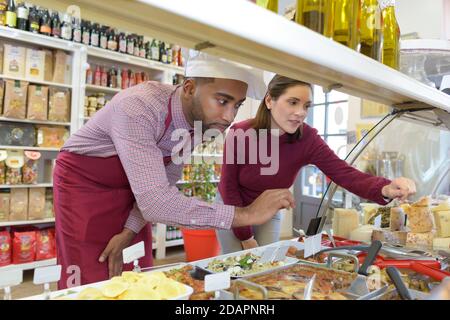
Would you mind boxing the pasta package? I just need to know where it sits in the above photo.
[22,151,41,184]
[5,150,24,185]
[3,44,26,78]
[12,231,36,264]
[27,85,49,121]
[36,126,69,148]
[48,87,71,122]
[0,123,36,146]
[0,230,12,267]
[9,188,28,221]
[44,189,54,219]
[36,229,56,261]
[0,80,5,115]
[28,188,46,220]
[3,80,29,119]
[0,150,7,185]
[0,191,10,222]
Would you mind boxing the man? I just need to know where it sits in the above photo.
[54,51,295,288]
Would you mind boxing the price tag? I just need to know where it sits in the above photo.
[0,270,23,288]
[123,241,145,264]
[33,265,62,285]
[304,233,322,258]
[204,272,230,292]
[374,215,382,228]
[258,247,277,264]
[272,246,289,262]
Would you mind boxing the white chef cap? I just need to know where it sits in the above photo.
[184,49,267,100]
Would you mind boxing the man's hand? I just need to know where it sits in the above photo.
[233,189,295,227]
[382,177,417,202]
[99,228,136,279]
[241,237,259,250]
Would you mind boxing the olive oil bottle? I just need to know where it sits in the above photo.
[295,0,332,37]
[331,0,360,49]
[256,0,278,13]
[380,0,400,69]
[359,0,382,61]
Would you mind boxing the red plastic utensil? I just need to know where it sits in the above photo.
[410,262,450,281]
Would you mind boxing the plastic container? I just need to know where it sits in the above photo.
[181,228,220,262]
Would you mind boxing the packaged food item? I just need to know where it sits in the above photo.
[36,228,56,260]
[0,45,3,74]
[3,80,28,119]
[0,79,5,115]
[44,188,54,219]
[26,85,48,120]
[9,188,28,221]
[36,126,69,148]
[0,191,10,222]
[12,230,36,264]
[52,50,68,83]
[0,122,36,146]
[332,208,359,238]
[43,49,54,82]
[0,150,7,184]
[28,188,46,220]
[25,48,45,81]
[5,150,24,185]
[48,88,71,122]
[0,230,11,267]
[3,44,26,78]
[22,151,41,184]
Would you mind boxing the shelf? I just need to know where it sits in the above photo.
[70,0,450,112]
[165,239,184,247]
[85,84,122,94]
[0,183,53,189]
[0,117,71,127]
[0,218,55,227]
[0,146,60,152]
[0,74,72,89]
[0,258,57,272]
[86,46,184,75]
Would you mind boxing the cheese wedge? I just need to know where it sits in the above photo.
[433,210,450,238]
[432,237,450,251]
[350,225,376,243]
[332,209,360,239]
[406,231,435,248]
[408,206,434,233]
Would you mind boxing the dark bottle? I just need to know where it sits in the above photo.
[150,39,159,61]
[82,20,91,45]
[108,67,117,88]
[100,66,108,87]
[145,41,151,60]
[51,11,61,38]
[100,25,108,49]
[72,17,81,42]
[139,36,146,58]
[90,23,99,47]
[160,41,167,63]
[133,35,140,56]
[107,28,117,51]
[61,12,72,40]
[118,32,127,53]
[27,5,39,33]
[5,0,16,28]
[16,2,28,30]
[126,34,135,55]
[39,9,51,36]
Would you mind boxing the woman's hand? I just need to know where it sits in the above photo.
[382,177,417,202]
[99,228,136,279]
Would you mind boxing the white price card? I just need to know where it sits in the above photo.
[374,215,382,228]
[123,241,145,264]
[259,247,277,264]
[273,246,290,262]
[0,269,23,288]
[33,265,62,285]
[304,233,322,258]
[204,272,230,292]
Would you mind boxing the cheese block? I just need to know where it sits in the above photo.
[361,203,379,224]
[349,225,376,243]
[332,208,360,239]
[406,231,435,248]
[390,207,406,231]
[432,237,450,251]
[413,196,431,207]
[433,210,450,238]
[431,201,450,213]
[371,229,407,245]
[408,206,434,233]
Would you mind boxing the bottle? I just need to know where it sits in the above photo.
[39,9,51,36]
[127,34,135,55]
[72,17,81,42]
[100,66,108,87]
[359,0,382,61]
[90,23,99,47]
[51,11,61,38]
[60,12,72,40]
[16,2,28,30]
[178,47,183,66]
[380,0,399,70]
[116,67,122,89]
[107,28,117,51]
[85,65,93,85]
[0,0,7,26]
[160,41,167,63]
[172,45,179,65]
[331,0,359,49]
[167,44,173,64]
[135,71,142,84]
[121,68,129,89]
[82,20,91,45]
[100,26,108,49]
[150,39,160,61]
[256,0,278,13]
[108,67,117,88]
[295,0,332,37]
[133,35,140,56]
[5,0,16,28]
[118,32,127,53]
[27,5,39,33]
[94,65,101,86]
[139,36,146,58]
[129,69,135,87]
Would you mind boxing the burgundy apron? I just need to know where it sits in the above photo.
[54,96,174,289]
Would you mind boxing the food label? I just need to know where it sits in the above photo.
[259,247,277,264]
[33,265,62,285]
[122,241,145,264]
[204,272,230,292]
[0,269,23,288]
[374,214,382,228]
[304,233,322,258]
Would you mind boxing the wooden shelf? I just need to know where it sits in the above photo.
[0,74,72,89]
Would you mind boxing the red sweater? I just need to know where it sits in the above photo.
[218,119,391,241]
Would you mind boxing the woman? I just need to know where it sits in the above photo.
[216,75,416,253]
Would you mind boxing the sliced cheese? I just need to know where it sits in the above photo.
[406,231,435,248]
[433,210,450,238]
[432,237,450,251]
[408,206,434,233]
[349,225,376,243]
[332,208,360,239]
